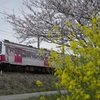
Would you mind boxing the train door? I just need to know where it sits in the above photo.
[15,48,22,63]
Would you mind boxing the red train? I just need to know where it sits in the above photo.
[0,40,52,73]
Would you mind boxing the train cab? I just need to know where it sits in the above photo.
[0,41,6,62]
[0,41,2,61]
[0,41,2,54]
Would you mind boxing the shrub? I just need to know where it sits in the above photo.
[49,14,100,100]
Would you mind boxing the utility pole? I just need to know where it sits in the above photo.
[37,36,40,49]
[60,21,65,55]
[37,35,41,49]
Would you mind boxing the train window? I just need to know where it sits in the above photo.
[34,51,39,58]
[25,50,40,59]
[0,41,2,53]
[6,46,15,56]
[26,51,31,58]
[22,50,26,57]
[31,51,40,59]
[6,46,9,54]
[40,52,50,60]
[15,48,22,56]
[15,48,19,55]
[36,53,40,59]
[10,48,14,55]
[31,52,36,58]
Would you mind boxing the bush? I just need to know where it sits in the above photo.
[49,14,100,100]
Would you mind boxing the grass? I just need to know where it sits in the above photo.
[0,72,61,96]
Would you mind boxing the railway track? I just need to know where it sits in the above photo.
[0,63,54,74]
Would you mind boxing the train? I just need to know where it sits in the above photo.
[0,39,53,73]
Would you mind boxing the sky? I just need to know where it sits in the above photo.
[0,0,56,50]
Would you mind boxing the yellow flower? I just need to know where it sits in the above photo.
[48,14,100,100]
[55,82,59,87]
[83,94,90,100]
[40,96,45,100]
[96,91,100,99]
[70,80,75,85]
[86,71,92,77]
[36,80,43,87]
[57,98,60,100]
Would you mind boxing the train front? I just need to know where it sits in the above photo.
[0,41,2,61]
[0,41,6,63]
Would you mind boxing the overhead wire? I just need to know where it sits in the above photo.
[0,11,7,15]
[0,3,29,38]
[0,29,15,34]
[0,26,13,31]
[0,5,21,38]
[0,29,16,36]
[0,32,13,37]
[0,4,21,15]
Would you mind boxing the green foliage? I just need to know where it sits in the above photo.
[49,14,100,100]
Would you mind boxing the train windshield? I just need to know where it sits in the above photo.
[0,41,2,53]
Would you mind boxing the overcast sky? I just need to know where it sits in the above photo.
[0,0,56,49]
[0,0,24,42]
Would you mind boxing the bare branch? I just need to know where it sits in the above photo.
[4,0,100,47]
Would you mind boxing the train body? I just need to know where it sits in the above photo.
[0,40,51,73]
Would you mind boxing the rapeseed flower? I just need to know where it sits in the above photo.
[36,80,43,87]
[49,15,100,100]
[40,96,45,100]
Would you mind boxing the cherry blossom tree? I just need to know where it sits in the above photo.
[5,0,100,48]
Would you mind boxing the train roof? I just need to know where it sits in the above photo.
[3,40,38,49]
[3,39,49,52]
